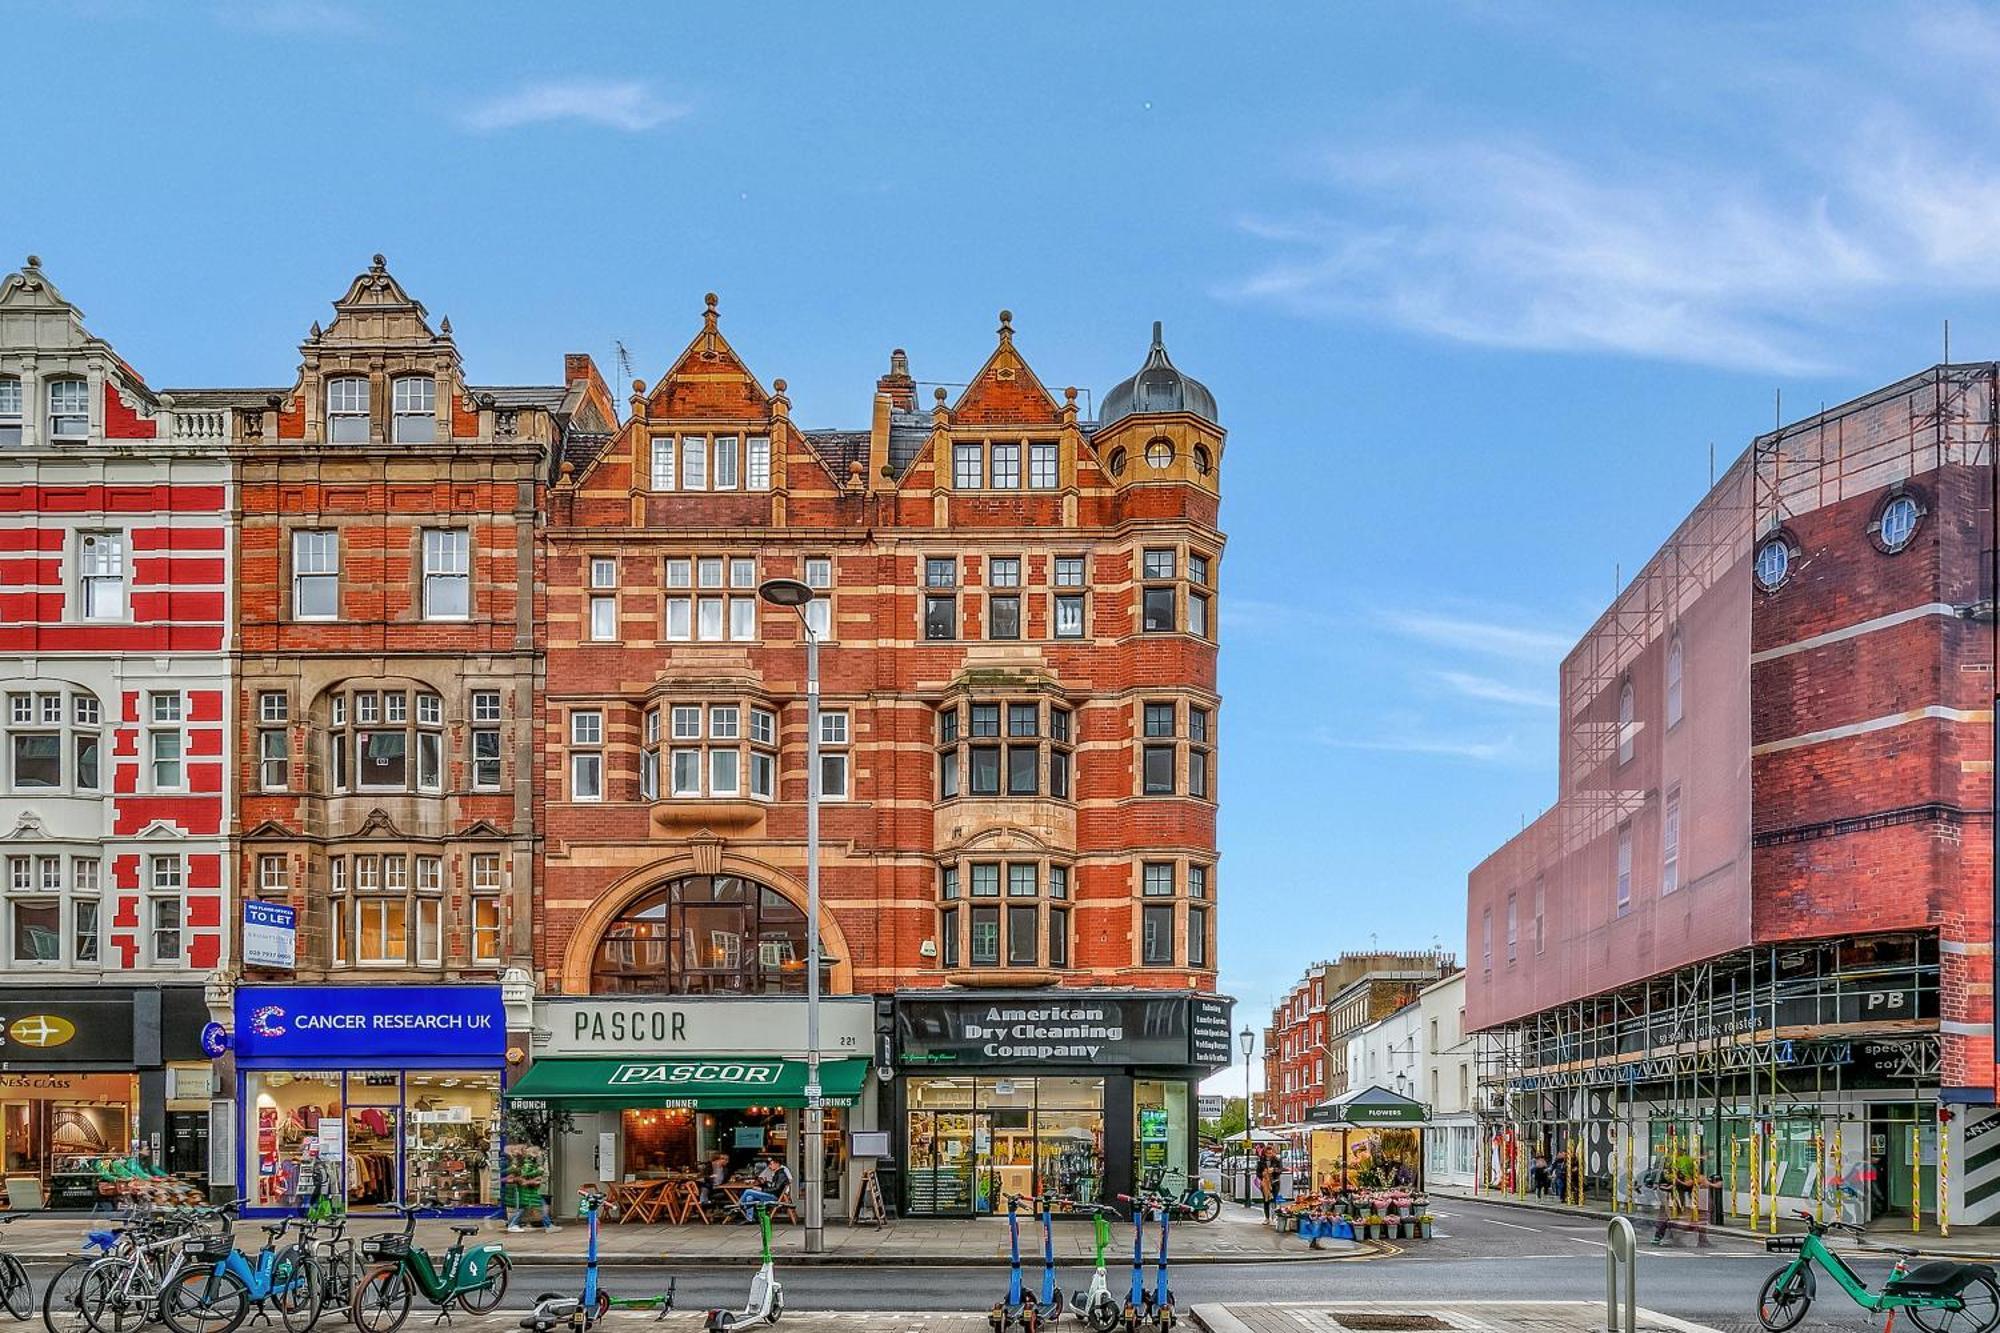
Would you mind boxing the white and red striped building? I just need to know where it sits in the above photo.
[0,258,231,983]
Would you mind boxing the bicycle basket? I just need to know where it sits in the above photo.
[1765,1236,1806,1252]
[360,1235,410,1262]
[184,1234,235,1263]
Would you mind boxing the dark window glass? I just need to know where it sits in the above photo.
[925,595,956,640]
[360,731,407,787]
[1049,708,1070,742]
[1142,904,1174,966]
[1143,744,1174,795]
[1144,703,1175,737]
[1007,745,1038,795]
[1008,704,1038,737]
[76,735,99,789]
[1049,865,1069,898]
[1008,905,1039,966]
[988,595,1020,640]
[1188,907,1208,967]
[938,709,959,744]
[1055,594,1085,638]
[1143,586,1175,633]
[940,907,959,967]
[940,866,960,900]
[12,735,57,788]
[1143,863,1174,896]
[1050,750,1070,800]
[1143,549,1176,580]
[1189,749,1208,798]
[939,750,960,798]
[1189,708,1208,742]
[971,863,1000,897]
[970,704,1000,737]
[925,558,956,588]
[970,745,1001,795]
[1049,907,1069,968]
[587,874,814,995]
[970,907,1000,965]
[1189,553,1210,585]
[1008,863,1037,897]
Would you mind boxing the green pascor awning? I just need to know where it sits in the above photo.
[508,1056,869,1109]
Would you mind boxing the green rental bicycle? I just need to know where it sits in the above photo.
[349,1202,509,1333]
[1758,1212,2000,1333]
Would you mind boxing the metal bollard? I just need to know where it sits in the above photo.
[1605,1215,1637,1333]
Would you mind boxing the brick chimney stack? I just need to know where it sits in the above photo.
[877,347,916,411]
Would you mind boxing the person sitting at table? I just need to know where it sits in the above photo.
[700,1151,731,1207]
[736,1154,793,1220]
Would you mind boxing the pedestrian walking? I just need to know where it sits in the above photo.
[507,1145,560,1233]
[1258,1148,1280,1224]
[1530,1152,1549,1197]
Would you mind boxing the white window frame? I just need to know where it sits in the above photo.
[78,531,127,621]
[391,375,436,444]
[1029,442,1058,489]
[954,443,982,489]
[651,436,677,489]
[746,436,771,490]
[326,375,370,441]
[422,529,471,620]
[47,377,89,441]
[713,436,740,489]
[680,435,708,490]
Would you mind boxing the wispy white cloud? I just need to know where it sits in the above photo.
[1313,725,1518,764]
[1431,670,1555,709]
[1380,608,1572,664]
[216,0,368,34]
[460,79,688,134]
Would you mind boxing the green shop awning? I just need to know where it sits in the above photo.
[507,1056,870,1109]
[1304,1085,1430,1126]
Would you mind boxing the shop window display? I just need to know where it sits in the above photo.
[1,1073,137,1208]
[247,1070,499,1210]
[1133,1080,1190,1192]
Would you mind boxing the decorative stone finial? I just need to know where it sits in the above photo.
[705,292,719,310]
[1065,386,1078,403]
[631,379,646,395]
[308,321,323,340]
[439,316,452,336]
[773,378,787,394]
[24,255,40,270]
[934,386,948,404]
[370,254,387,272]
[1152,319,1164,348]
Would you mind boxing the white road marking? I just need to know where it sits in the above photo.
[1487,1218,1542,1232]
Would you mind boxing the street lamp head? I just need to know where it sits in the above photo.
[758,577,814,608]
[1239,1024,1254,1058]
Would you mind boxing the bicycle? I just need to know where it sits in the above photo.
[301,1214,360,1325]
[162,1212,320,1333]
[40,1227,125,1333]
[0,1213,35,1320]
[1142,1169,1222,1225]
[350,1201,509,1333]
[72,1207,223,1333]
[1758,1211,2000,1333]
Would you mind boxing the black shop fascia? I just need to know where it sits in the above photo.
[887,991,1233,1218]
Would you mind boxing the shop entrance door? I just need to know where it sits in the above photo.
[904,1110,981,1215]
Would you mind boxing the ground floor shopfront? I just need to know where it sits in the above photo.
[0,986,210,1210]
[890,991,1233,1217]
[229,984,509,1216]
[510,996,877,1220]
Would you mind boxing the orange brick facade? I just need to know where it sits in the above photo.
[538,302,1224,1001]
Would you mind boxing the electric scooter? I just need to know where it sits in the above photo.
[706,1201,783,1330]
[523,1190,676,1333]
[1115,1192,1175,1333]
[1030,1193,1064,1330]
[1065,1202,1123,1332]
[991,1193,1037,1333]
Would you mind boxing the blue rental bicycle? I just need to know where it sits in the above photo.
[162,1207,321,1333]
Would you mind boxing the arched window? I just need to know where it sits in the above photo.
[1192,444,1212,476]
[1754,536,1790,591]
[1665,636,1684,728]
[326,376,369,442]
[1107,447,1127,478]
[590,875,819,995]
[1616,679,1635,766]
[5,687,102,793]
[392,375,436,444]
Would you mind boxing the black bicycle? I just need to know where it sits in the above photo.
[0,1214,32,1320]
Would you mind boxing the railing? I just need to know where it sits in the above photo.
[168,407,230,442]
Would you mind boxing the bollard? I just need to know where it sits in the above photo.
[1812,1131,1823,1225]
[1605,1215,1637,1333]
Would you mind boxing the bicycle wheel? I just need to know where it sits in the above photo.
[1910,1276,2000,1333]
[75,1261,147,1333]
[348,1268,410,1333]
[159,1266,249,1333]
[39,1258,94,1333]
[272,1251,323,1333]
[1193,1194,1222,1224]
[456,1256,508,1314]
[315,1257,354,1321]
[1,1253,34,1321]
[1757,1266,1815,1333]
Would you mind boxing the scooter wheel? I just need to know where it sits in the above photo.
[1087,1300,1122,1333]
[767,1290,782,1325]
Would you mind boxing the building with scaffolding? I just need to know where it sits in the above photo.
[1466,364,1996,1228]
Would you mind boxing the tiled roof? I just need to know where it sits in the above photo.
[802,429,870,481]
[469,384,566,410]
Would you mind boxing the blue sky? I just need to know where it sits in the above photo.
[14,1,2000,1090]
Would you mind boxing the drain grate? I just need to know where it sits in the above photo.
[1327,1316,1453,1331]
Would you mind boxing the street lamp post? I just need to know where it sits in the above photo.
[760,578,824,1254]
[1239,1024,1255,1207]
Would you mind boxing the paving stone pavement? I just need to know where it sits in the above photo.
[1192,1302,1719,1333]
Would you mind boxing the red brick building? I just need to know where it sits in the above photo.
[531,301,1227,1214]
[0,257,230,1190]
[1261,952,1458,1133]
[1466,364,1997,1224]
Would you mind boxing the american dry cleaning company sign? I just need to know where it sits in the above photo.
[962,1004,1125,1059]
[897,995,1223,1066]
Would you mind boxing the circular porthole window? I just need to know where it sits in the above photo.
[1108,447,1127,477]
[1146,438,1175,469]
[1754,536,1792,591]
[1877,493,1921,553]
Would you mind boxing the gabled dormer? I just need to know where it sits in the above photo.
[279,254,473,447]
[916,311,1086,507]
[0,256,162,449]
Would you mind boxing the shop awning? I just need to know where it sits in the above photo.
[506,1057,870,1109]
[1304,1085,1430,1126]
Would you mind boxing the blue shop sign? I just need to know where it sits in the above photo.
[233,986,506,1063]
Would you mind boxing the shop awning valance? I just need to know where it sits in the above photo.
[1305,1085,1430,1126]
[506,1056,869,1109]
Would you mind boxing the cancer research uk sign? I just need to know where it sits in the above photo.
[241,902,297,970]
[232,986,506,1062]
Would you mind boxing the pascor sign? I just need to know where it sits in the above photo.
[233,986,506,1062]
[608,1061,783,1087]
[539,997,874,1057]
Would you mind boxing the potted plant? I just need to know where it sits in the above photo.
[1363,1212,1385,1240]
[1418,1214,1435,1239]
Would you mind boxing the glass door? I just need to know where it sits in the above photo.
[905,1109,978,1215]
